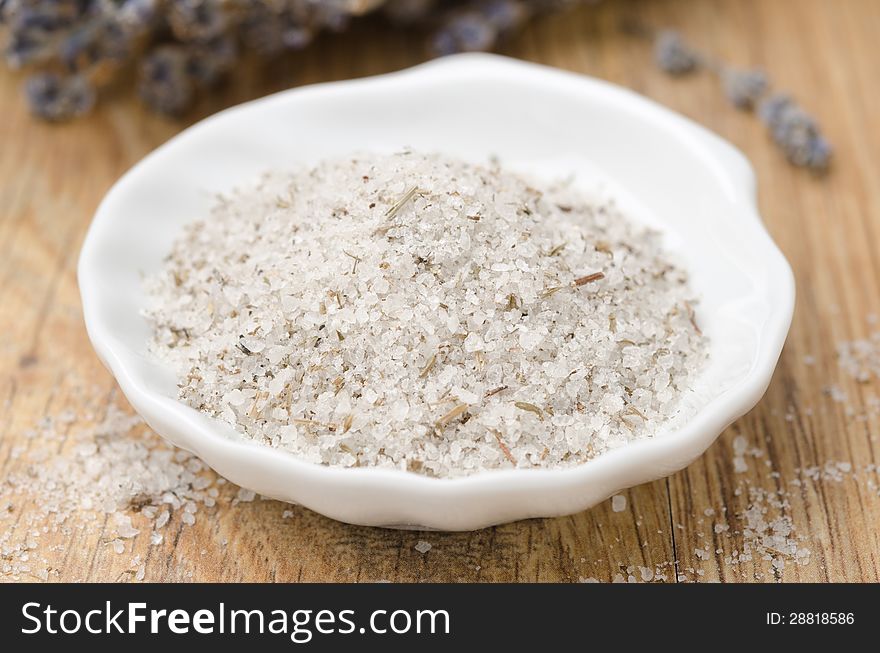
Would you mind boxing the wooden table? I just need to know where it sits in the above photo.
[2,0,879,583]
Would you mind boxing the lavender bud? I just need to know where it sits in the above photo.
[430,11,497,56]
[186,35,236,87]
[168,0,229,43]
[139,45,193,115]
[757,93,788,125]
[116,0,162,37]
[25,72,95,120]
[654,30,700,76]
[240,2,312,57]
[6,27,49,68]
[758,94,831,171]
[721,67,768,109]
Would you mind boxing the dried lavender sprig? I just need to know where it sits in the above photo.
[758,94,832,171]
[2,0,589,120]
[429,1,534,56]
[639,25,831,172]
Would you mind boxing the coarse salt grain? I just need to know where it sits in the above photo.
[145,152,708,477]
[0,402,233,581]
[837,330,880,383]
[236,488,256,503]
[611,494,627,512]
[414,540,432,554]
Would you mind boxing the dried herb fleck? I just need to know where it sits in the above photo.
[384,185,418,218]
[485,385,508,398]
[419,353,437,379]
[514,401,544,421]
[492,430,517,465]
[435,403,469,428]
[574,271,605,286]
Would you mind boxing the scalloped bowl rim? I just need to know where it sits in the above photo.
[77,54,794,530]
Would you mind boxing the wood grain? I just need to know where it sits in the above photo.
[2,0,879,583]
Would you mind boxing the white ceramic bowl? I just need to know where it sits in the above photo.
[78,54,794,530]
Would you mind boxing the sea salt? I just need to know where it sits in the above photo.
[414,540,432,554]
[837,329,880,383]
[145,151,708,477]
[236,488,256,503]
[611,494,627,512]
[0,403,226,581]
